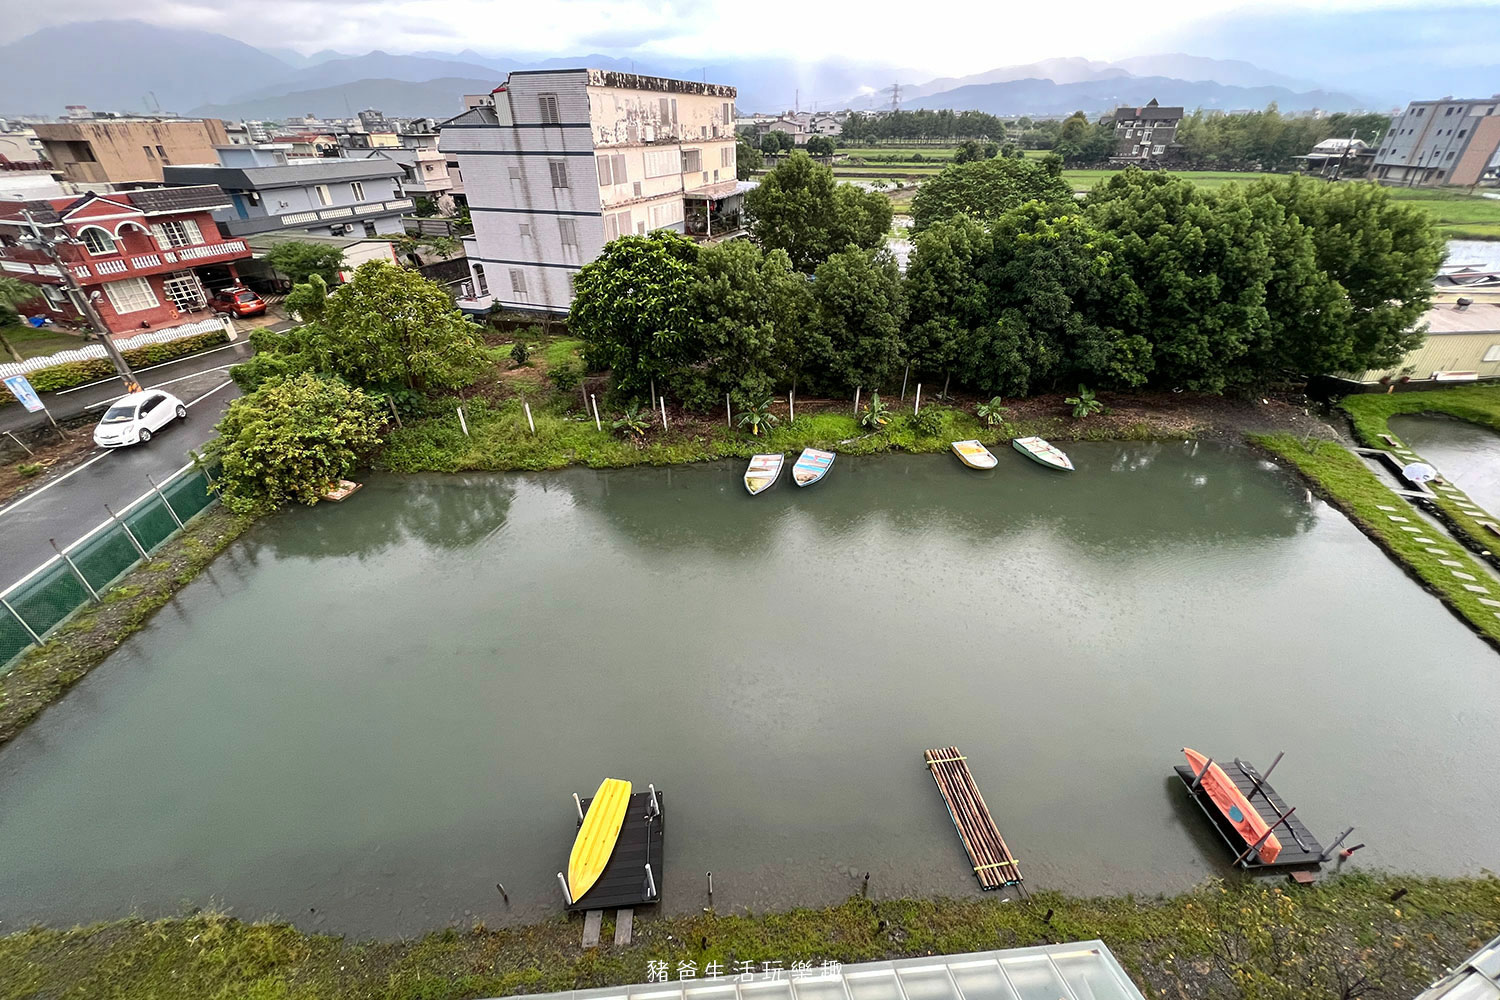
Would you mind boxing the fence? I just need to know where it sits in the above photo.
[0,317,232,379]
[0,461,219,670]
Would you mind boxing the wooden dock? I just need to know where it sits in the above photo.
[923,746,1024,892]
[564,789,664,911]
[1174,758,1328,870]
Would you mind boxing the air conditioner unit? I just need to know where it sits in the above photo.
[329,223,349,235]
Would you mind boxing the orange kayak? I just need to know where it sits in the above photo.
[1183,748,1282,863]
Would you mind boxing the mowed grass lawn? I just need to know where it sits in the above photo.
[0,321,91,361]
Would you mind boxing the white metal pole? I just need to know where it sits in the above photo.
[51,538,100,602]
[104,502,148,559]
[644,863,657,898]
[914,384,921,415]
[573,792,584,822]
[901,362,910,400]
[146,473,184,529]
[788,392,795,423]
[524,401,536,434]
[648,782,660,816]
[854,386,860,414]
[557,872,573,906]
[457,407,470,437]
[659,395,668,430]
[726,394,732,428]
[591,394,602,431]
[5,430,34,456]
[1,596,42,645]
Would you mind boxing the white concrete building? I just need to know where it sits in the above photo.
[440,68,737,313]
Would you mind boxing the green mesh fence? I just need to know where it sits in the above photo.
[1,465,221,672]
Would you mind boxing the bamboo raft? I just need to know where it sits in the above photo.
[923,746,1025,893]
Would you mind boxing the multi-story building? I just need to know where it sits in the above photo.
[162,144,411,239]
[0,186,253,334]
[32,118,230,186]
[441,69,737,312]
[1371,96,1500,187]
[1105,99,1183,165]
[373,132,455,202]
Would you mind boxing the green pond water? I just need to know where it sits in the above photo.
[0,442,1495,937]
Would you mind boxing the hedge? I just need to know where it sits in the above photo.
[1,330,231,406]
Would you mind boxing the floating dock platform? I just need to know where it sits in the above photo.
[1174,757,1327,870]
[924,746,1025,892]
[565,788,664,911]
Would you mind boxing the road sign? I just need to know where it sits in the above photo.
[3,374,44,414]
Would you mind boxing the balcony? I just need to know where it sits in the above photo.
[67,239,250,281]
[225,198,415,236]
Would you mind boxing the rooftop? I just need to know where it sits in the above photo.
[162,157,403,190]
[1423,300,1500,334]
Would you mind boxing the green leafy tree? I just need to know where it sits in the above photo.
[569,230,698,397]
[904,214,993,395]
[209,373,385,514]
[760,131,795,154]
[510,342,530,367]
[735,135,764,179]
[952,139,996,164]
[745,152,892,270]
[736,397,780,436]
[805,135,836,157]
[809,247,905,393]
[911,155,1074,233]
[1065,384,1103,419]
[859,391,892,430]
[264,241,347,285]
[0,275,44,362]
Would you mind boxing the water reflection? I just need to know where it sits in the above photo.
[1390,414,1500,515]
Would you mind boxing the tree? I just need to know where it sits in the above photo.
[760,131,794,154]
[209,373,385,514]
[809,247,904,393]
[910,155,1074,232]
[569,230,698,397]
[737,398,780,436]
[952,139,997,164]
[0,275,44,363]
[745,152,892,271]
[232,264,489,395]
[805,135,836,158]
[904,214,993,394]
[735,134,764,179]
[264,241,347,285]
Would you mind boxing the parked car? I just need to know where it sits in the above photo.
[93,390,188,448]
[209,285,267,318]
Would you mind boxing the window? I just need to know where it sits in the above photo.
[1458,130,1467,138]
[519,223,531,238]
[103,276,159,314]
[549,160,569,189]
[538,93,560,124]
[351,181,365,201]
[41,284,66,310]
[559,218,578,246]
[508,165,522,181]
[80,227,116,255]
[722,102,731,125]
[509,268,528,300]
[596,153,627,186]
[1445,107,1454,116]
[720,146,733,168]
[644,148,678,177]
[659,97,670,123]
[472,263,489,296]
[1483,345,1500,363]
[315,184,332,206]
[604,210,632,240]
[151,219,204,248]
[143,145,156,159]
[161,271,205,311]
[155,145,169,163]
[363,220,377,237]
[681,149,702,173]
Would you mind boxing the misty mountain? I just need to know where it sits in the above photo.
[191,77,498,121]
[226,51,507,101]
[903,75,1365,116]
[1107,54,1322,92]
[0,20,291,115]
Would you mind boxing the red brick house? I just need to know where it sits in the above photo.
[0,186,252,336]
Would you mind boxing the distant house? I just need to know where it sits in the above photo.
[1297,137,1373,178]
[162,144,410,239]
[808,114,842,137]
[1335,300,1500,387]
[32,117,230,186]
[270,132,342,158]
[1105,99,1183,166]
[369,133,455,210]
[1371,95,1500,187]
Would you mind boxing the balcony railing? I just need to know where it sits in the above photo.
[275,199,415,229]
[64,240,249,281]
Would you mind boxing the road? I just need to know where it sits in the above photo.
[0,344,251,592]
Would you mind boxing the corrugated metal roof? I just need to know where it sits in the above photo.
[163,158,402,191]
[126,185,230,215]
[1417,936,1500,999]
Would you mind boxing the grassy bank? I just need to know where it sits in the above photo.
[1255,433,1500,646]
[381,393,1183,475]
[0,506,253,747]
[1340,385,1500,549]
[2,873,1495,1000]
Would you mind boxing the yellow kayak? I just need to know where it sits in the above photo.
[568,778,632,901]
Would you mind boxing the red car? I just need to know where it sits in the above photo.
[209,285,267,317]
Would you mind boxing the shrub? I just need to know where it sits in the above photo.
[910,404,948,436]
[17,462,42,478]
[859,391,892,430]
[613,406,650,438]
[1066,384,1104,419]
[547,360,583,392]
[510,342,530,366]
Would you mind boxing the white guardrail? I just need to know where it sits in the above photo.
[0,317,231,380]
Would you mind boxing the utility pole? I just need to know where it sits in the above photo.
[1330,128,1357,181]
[20,209,141,393]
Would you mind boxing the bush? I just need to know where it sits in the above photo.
[6,329,230,399]
[548,360,583,392]
[910,404,949,436]
[17,462,42,478]
[509,342,530,366]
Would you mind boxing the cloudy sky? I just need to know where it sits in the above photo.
[8,0,1498,79]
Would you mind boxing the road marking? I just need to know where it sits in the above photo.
[0,451,110,519]
[85,365,238,411]
[187,379,235,407]
[54,343,245,395]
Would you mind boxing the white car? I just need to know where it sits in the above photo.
[93,390,188,448]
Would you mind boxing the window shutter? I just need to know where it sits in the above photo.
[150,223,168,247]
[182,219,203,245]
[597,157,612,186]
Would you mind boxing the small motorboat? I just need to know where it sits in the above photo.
[744,453,784,495]
[950,440,997,469]
[567,778,632,903]
[1012,436,1074,472]
[792,448,835,486]
[1183,748,1281,864]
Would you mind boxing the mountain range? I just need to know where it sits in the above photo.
[0,19,1382,122]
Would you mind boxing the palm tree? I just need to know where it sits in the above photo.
[737,397,780,436]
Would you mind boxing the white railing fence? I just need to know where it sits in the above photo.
[0,317,232,379]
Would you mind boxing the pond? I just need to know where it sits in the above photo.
[0,443,1496,938]
[1391,413,1500,514]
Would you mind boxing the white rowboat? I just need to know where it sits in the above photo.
[1012,436,1074,472]
[950,440,997,469]
[744,453,784,495]
[792,448,835,486]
